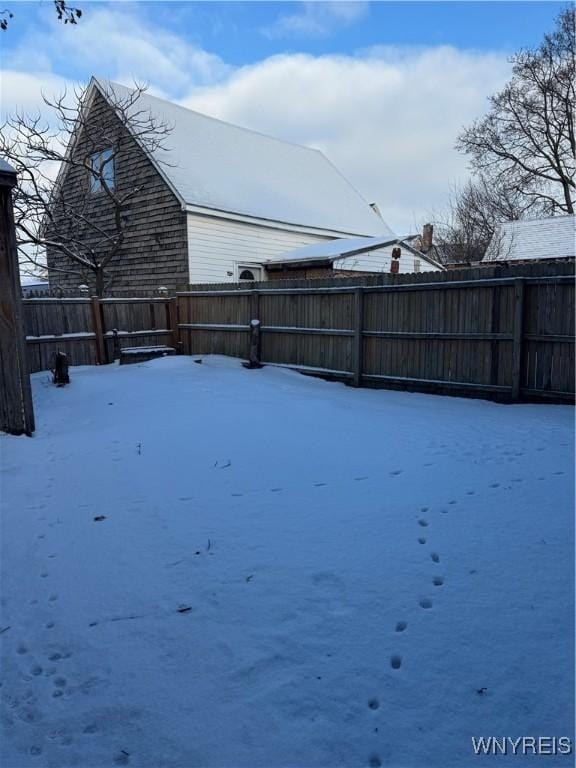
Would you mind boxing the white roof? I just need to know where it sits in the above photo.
[93,79,391,238]
[267,234,442,269]
[266,235,399,264]
[485,215,576,261]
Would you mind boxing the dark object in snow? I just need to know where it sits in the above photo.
[119,346,175,365]
[0,625,11,634]
[246,575,254,582]
[243,319,263,369]
[476,687,488,695]
[93,515,106,522]
[194,358,203,364]
[52,351,69,386]
[177,605,192,613]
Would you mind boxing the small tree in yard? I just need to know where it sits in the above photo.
[0,81,172,295]
[457,7,575,218]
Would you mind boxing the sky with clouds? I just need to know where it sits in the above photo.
[0,0,566,234]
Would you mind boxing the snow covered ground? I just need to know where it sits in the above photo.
[1,356,574,768]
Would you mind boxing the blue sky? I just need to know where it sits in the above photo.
[4,1,565,67]
[0,1,568,231]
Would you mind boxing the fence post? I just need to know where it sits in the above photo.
[90,297,107,365]
[511,278,525,401]
[168,297,180,353]
[0,160,35,435]
[353,287,364,387]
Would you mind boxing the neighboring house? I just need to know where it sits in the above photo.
[483,214,576,263]
[21,279,50,298]
[47,77,392,293]
[266,224,444,279]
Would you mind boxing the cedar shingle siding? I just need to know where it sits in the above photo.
[47,91,188,294]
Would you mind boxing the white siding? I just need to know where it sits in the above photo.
[186,212,333,284]
[335,244,440,274]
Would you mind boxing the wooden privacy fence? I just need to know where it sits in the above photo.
[176,274,575,403]
[24,296,177,373]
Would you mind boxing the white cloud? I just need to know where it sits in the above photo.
[4,7,229,98]
[263,1,369,40]
[1,7,511,234]
[182,47,511,232]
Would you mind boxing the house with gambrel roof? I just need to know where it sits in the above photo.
[47,77,393,293]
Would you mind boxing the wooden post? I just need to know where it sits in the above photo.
[0,160,35,435]
[90,296,107,365]
[52,351,70,386]
[244,319,262,369]
[511,278,525,401]
[168,297,180,353]
[353,287,364,387]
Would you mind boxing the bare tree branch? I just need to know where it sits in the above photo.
[0,80,173,295]
[457,7,575,215]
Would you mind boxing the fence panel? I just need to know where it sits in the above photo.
[177,268,574,403]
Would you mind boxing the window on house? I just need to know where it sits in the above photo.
[237,265,263,282]
[414,258,421,273]
[90,149,114,193]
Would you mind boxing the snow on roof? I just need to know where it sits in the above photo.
[484,215,576,261]
[93,79,391,238]
[266,235,399,264]
[0,158,16,174]
[266,234,443,269]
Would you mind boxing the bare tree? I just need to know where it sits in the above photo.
[1,1,81,30]
[433,174,544,263]
[0,81,172,295]
[457,6,575,215]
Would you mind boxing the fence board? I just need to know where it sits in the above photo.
[177,264,574,403]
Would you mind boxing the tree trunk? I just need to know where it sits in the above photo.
[95,267,105,297]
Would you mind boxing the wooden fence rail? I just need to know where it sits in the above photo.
[176,273,575,403]
[22,265,575,403]
[23,296,174,373]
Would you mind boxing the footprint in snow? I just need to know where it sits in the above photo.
[395,621,407,633]
[430,553,440,563]
[418,519,428,527]
[418,537,426,544]
[389,470,403,476]
[390,655,402,669]
[354,476,369,482]
[368,698,380,710]
[433,576,444,587]
[369,755,382,768]
[313,482,327,487]
[419,598,433,609]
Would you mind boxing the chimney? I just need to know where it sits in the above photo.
[421,223,433,252]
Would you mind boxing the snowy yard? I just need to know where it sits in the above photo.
[1,355,574,768]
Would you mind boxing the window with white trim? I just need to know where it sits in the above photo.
[413,258,421,273]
